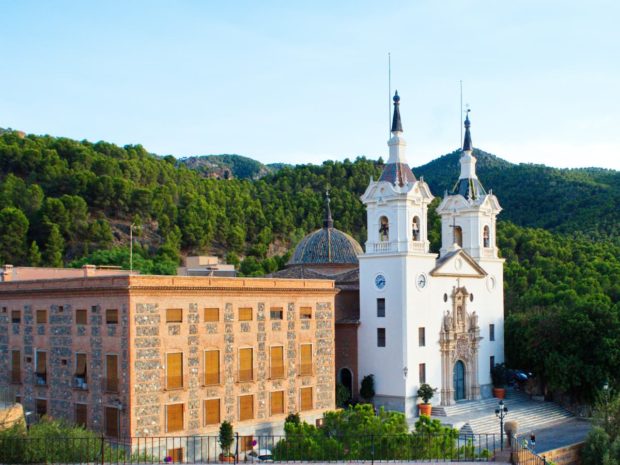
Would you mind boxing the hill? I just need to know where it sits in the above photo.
[177,154,273,180]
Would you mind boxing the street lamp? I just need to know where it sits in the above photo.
[495,400,508,450]
[603,382,610,430]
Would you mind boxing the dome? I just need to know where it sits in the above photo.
[289,227,363,265]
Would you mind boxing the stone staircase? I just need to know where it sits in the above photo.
[431,391,574,436]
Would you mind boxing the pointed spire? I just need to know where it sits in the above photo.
[323,189,333,229]
[462,109,472,152]
[391,90,403,133]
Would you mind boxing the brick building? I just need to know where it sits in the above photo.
[0,266,336,439]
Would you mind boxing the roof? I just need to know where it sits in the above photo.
[288,227,363,266]
[378,162,416,186]
[450,177,487,200]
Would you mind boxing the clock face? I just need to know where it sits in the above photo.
[416,274,427,289]
[375,274,386,290]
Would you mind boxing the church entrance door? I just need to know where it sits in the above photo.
[453,361,466,401]
[339,368,353,399]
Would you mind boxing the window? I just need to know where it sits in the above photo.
[204,308,219,322]
[270,346,284,379]
[35,351,47,385]
[105,354,119,392]
[75,403,88,427]
[489,324,495,342]
[239,348,253,382]
[270,307,283,320]
[300,387,313,411]
[166,308,183,323]
[36,398,47,417]
[412,216,421,241]
[36,310,47,324]
[238,307,253,321]
[204,399,220,425]
[105,407,120,438]
[454,226,463,247]
[379,216,389,241]
[167,353,183,390]
[11,310,20,324]
[300,344,312,376]
[419,363,426,384]
[105,309,118,324]
[239,395,254,421]
[419,327,426,347]
[490,356,495,375]
[166,404,184,432]
[483,225,490,248]
[300,307,312,319]
[270,391,284,416]
[377,328,386,347]
[11,350,20,384]
[204,350,220,385]
[75,353,88,388]
[75,309,87,325]
[377,298,385,318]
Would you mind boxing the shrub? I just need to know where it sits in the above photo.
[360,374,375,402]
[219,420,234,456]
[417,383,437,404]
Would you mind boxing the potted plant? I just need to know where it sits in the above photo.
[417,383,437,417]
[491,363,507,399]
[218,420,235,462]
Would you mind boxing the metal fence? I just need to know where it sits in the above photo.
[0,432,499,464]
[511,435,548,465]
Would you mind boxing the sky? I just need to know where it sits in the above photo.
[1,0,619,170]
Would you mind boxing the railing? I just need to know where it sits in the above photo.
[372,241,395,253]
[512,434,548,465]
[73,376,88,391]
[33,373,47,386]
[0,432,499,464]
[0,385,17,405]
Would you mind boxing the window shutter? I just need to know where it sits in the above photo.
[300,387,313,411]
[106,355,118,392]
[204,350,220,385]
[166,404,184,432]
[106,309,118,324]
[300,307,312,319]
[75,353,87,376]
[167,353,183,389]
[166,308,183,323]
[204,399,220,425]
[36,310,47,324]
[239,348,253,382]
[238,308,253,321]
[270,391,284,415]
[75,403,87,427]
[11,350,20,383]
[204,308,219,322]
[239,395,254,421]
[36,351,46,374]
[270,347,284,379]
[300,344,312,375]
[105,407,119,437]
[76,309,87,325]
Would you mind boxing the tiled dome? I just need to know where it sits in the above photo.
[289,227,363,265]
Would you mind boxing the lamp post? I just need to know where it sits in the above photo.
[495,400,508,450]
[603,382,610,431]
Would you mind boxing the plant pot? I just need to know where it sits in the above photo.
[219,453,235,463]
[419,403,432,417]
[493,387,506,399]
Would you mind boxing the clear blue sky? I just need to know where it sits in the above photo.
[1,0,619,169]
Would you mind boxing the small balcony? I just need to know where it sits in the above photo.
[73,376,88,391]
[34,373,47,387]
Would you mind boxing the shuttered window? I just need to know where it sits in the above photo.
[105,407,119,437]
[300,387,313,411]
[238,308,253,321]
[204,308,219,322]
[418,327,426,347]
[204,399,220,425]
[239,395,254,421]
[204,350,220,385]
[167,353,183,389]
[300,307,312,319]
[75,403,87,427]
[11,350,20,384]
[36,310,47,324]
[419,363,426,384]
[76,309,88,325]
[377,328,386,347]
[239,348,253,382]
[270,308,283,320]
[166,404,184,432]
[75,353,87,381]
[300,344,312,376]
[377,299,385,317]
[270,346,284,379]
[36,351,47,375]
[11,310,20,323]
[166,308,183,323]
[106,355,118,392]
[270,391,284,416]
[106,309,118,324]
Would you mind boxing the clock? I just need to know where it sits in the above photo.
[375,274,386,290]
[416,273,427,289]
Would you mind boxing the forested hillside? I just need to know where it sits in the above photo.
[0,128,619,400]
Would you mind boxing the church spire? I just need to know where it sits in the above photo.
[451,110,486,200]
[463,110,472,152]
[323,190,333,229]
[391,90,403,133]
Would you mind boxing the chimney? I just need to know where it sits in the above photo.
[1,265,13,282]
[83,264,96,277]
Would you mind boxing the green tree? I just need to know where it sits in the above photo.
[0,207,29,264]
[44,223,64,267]
[28,241,42,266]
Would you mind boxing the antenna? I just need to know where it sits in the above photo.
[460,80,463,147]
[388,52,392,137]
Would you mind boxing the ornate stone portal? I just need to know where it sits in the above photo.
[439,286,482,406]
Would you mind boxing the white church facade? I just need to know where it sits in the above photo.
[358,92,504,420]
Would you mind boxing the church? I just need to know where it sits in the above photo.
[274,91,504,422]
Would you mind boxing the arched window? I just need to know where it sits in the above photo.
[379,216,389,241]
[338,368,353,401]
[454,226,463,247]
[412,216,420,241]
[483,226,490,248]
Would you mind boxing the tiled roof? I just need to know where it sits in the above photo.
[288,227,363,266]
[451,177,487,200]
[378,162,416,187]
